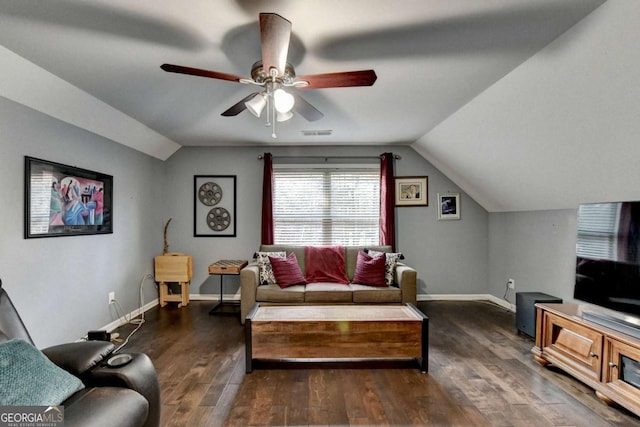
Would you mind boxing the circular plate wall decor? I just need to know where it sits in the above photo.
[207,207,231,231]
[198,182,222,206]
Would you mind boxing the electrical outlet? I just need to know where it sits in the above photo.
[108,292,116,304]
[507,279,515,290]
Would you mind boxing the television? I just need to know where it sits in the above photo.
[574,201,640,317]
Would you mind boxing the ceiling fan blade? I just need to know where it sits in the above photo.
[295,70,377,89]
[292,93,324,122]
[259,13,291,77]
[160,63,245,83]
[221,92,260,117]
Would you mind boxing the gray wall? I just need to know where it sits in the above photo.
[163,145,489,298]
[0,96,489,347]
[0,98,165,347]
[488,209,579,306]
[5,92,584,348]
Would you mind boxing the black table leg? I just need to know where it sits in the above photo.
[208,275,224,314]
[209,275,240,315]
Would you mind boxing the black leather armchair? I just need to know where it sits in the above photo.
[0,280,160,427]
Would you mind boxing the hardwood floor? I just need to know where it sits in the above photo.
[115,300,640,426]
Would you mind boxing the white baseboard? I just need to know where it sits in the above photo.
[418,293,515,312]
[100,299,159,333]
[190,293,240,301]
[97,293,514,334]
[99,293,242,332]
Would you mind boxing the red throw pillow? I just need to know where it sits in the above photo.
[269,253,307,288]
[352,251,387,287]
[304,246,350,284]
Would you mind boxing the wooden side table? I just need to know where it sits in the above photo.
[154,253,193,308]
[208,259,248,315]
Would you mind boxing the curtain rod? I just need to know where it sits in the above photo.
[257,154,401,160]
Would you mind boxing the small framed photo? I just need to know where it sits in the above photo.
[395,176,428,207]
[437,193,460,220]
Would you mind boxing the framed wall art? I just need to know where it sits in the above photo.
[437,193,461,220]
[194,175,236,237]
[24,156,113,238]
[395,176,428,207]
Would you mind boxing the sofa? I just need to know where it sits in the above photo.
[240,245,417,323]
[0,280,160,427]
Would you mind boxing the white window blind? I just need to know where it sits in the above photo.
[576,203,620,260]
[273,166,380,245]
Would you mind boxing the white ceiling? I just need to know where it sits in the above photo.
[4,0,639,212]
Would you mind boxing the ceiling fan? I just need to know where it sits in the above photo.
[160,13,377,138]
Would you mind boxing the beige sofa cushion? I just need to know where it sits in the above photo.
[304,283,353,303]
[350,284,402,303]
[256,284,305,303]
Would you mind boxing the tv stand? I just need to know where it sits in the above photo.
[583,309,640,341]
[533,303,640,417]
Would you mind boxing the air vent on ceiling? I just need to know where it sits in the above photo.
[302,130,332,136]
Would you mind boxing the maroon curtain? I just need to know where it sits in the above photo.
[380,153,396,250]
[261,153,274,244]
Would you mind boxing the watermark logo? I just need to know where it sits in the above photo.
[0,406,64,427]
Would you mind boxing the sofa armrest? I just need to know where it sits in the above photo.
[240,262,260,324]
[42,341,115,376]
[396,264,417,305]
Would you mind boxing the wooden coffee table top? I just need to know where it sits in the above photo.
[251,304,423,322]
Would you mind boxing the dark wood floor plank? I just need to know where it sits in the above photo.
[352,371,389,425]
[114,300,640,426]
[165,382,210,427]
[370,370,413,425]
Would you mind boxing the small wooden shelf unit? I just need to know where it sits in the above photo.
[533,303,640,417]
[154,253,193,308]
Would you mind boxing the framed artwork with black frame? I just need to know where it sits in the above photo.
[395,176,428,206]
[24,156,113,238]
[437,193,461,220]
[194,175,236,237]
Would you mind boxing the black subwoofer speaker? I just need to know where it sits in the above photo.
[516,292,562,338]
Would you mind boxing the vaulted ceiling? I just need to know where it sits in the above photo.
[2,0,639,212]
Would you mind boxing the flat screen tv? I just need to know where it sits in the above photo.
[575,201,640,316]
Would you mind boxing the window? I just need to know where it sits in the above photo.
[576,203,620,260]
[273,166,380,245]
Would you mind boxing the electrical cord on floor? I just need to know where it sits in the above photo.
[113,273,153,353]
[502,280,514,312]
[503,279,511,301]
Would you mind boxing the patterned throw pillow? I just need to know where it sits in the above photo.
[366,250,404,286]
[255,251,286,285]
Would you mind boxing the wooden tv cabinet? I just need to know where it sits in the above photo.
[533,303,640,416]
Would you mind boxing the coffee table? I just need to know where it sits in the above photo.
[245,304,428,373]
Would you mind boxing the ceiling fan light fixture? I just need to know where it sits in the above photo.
[160,13,376,140]
[276,110,293,122]
[245,93,267,117]
[273,88,295,113]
